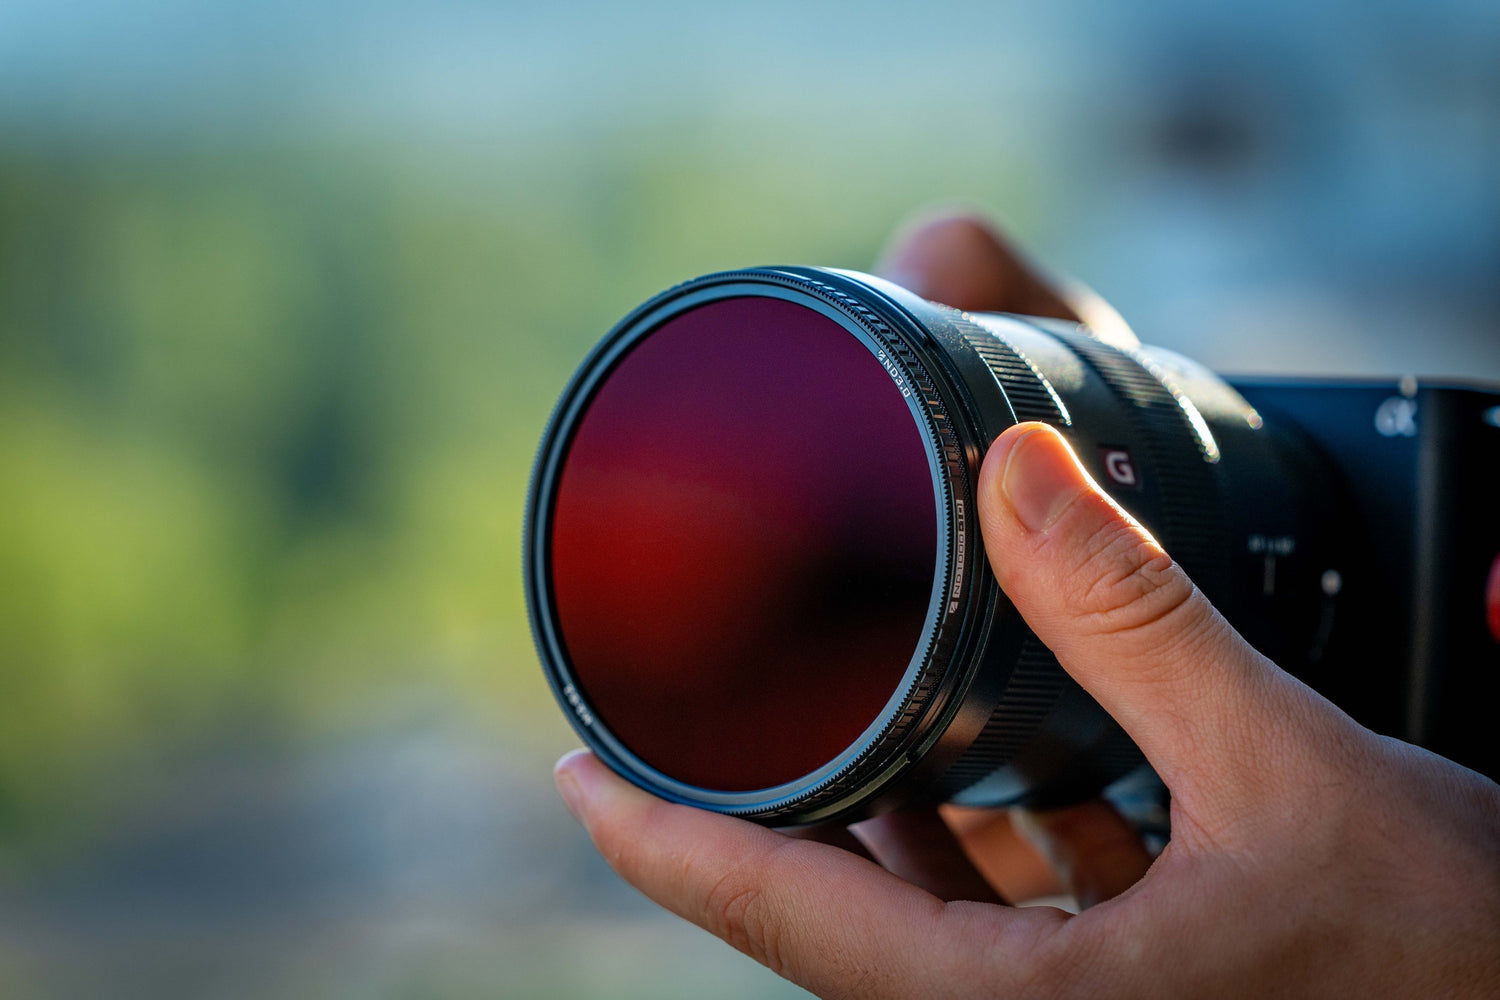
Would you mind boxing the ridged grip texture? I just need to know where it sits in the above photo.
[939,633,1072,787]
[932,315,1078,794]
[940,308,1071,427]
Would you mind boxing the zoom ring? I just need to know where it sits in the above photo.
[1055,331,1231,600]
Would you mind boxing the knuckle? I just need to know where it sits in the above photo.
[702,861,786,974]
[1065,514,1199,647]
[986,909,1089,999]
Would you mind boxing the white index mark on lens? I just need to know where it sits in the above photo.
[1321,569,1343,596]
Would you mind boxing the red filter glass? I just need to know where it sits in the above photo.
[548,297,939,791]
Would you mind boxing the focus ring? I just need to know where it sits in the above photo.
[939,634,1070,788]
[939,309,1071,427]
[919,309,1078,793]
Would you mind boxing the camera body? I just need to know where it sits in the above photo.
[1229,378,1500,782]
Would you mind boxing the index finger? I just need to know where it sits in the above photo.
[876,211,1081,319]
[554,750,1067,999]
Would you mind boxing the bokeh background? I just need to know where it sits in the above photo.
[0,0,1495,997]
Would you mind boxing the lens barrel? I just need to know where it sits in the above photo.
[526,267,1331,825]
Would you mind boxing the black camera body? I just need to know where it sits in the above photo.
[1229,378,1500,782]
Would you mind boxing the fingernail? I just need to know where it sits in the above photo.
[554,748,593,824]
[996,425,1085,533]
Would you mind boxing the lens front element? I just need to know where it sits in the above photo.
[548,296,940,792]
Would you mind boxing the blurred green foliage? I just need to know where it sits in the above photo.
[0,124,1036,847]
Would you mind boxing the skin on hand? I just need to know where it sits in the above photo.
[552,213,1500,999]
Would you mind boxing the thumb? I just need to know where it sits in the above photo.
[976,422,1331,801]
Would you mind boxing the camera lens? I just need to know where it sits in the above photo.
[527,267,1330,824]
[549,297,938,792]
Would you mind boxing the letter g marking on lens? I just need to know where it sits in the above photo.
[1101,447,1139,488]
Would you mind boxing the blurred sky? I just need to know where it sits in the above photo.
[4,0,1496,373]
[0,1,1496,998]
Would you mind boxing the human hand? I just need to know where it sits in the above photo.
[552,212,1500,998]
